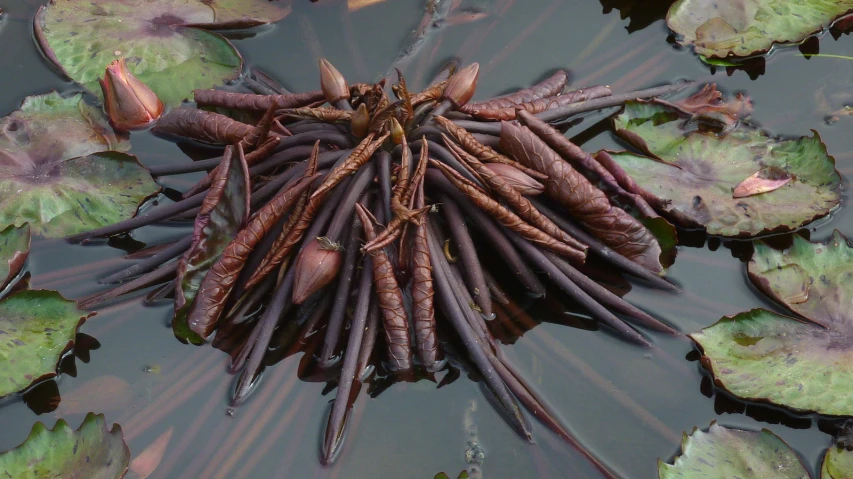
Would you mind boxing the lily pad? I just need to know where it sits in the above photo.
[822,445,853,479]
[691,232,853,416]
[667,0,853,60]
[173,147,249,343]
[0,290,91,398]
[0,92,159,238]
[609,101,841,237]
[658,421,809,479]
[0,224,30,292]
[0,412,129,479]
[749,230,852,328]
[32,0,294,105]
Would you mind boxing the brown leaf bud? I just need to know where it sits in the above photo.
[292,237,343,304]
[483,163,545,195]
[319,58,350,104]
[442,63,479,107]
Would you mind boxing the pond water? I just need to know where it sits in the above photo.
[0,1,851,478]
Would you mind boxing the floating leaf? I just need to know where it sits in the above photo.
[749,230,852,328]
[0,92,159,238]
[173,148,250,343]
[0,412,129,479]
[0,290,91,398]
[658,421,809,479]
[822,445,853,479]
[32,0,294,105]
[600,0,676,33]
[667,0,853,60]
[691,232,853,415]
[609,101,841,237]
[0,224,30,292]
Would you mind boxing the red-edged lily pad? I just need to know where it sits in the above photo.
[609,100,841,237]
[0,92,159,238]
[173,147,249,343]
[667,0,853,60]
[659,421,809,479]
[691,232,853,416]
[0,413,129,479]
[33,0,290,106]
[0,290,91,398]
[0,224,30,292]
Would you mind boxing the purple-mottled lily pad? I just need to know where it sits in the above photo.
[0,290,91,398]
[690,231,853,416]
[0,92,159,238]
[0,412,129,478]
[658,421,809,479]
[609,101,841,237]
[33,0,291,106]
[667,0,853,60]
[0,224,30,292]
[822,445,853,479]
[173,147,249,344]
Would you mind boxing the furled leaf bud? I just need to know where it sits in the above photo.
[292,237,343,304]
[351,103,369,138]
[319,58,350,104]
[484,163,545,195]
[389,117,405,145]
[99,57,164,131]
[442,63,479,107]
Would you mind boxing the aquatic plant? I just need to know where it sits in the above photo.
[71,58,697,475]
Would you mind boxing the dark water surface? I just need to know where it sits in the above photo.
[0,1,851,478]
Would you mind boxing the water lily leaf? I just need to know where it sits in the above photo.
[658,421,809,479]
[173,147,249,343]
[0,224,30,292]
[749,230,852,328]
[693,232,853,416]
[0,412,129,479]
[822,445,853,479]
[667,0,853,60]
[0,290,91,398]
[33,0,288,106]
[0,92,158,238]
[609,101,841,237]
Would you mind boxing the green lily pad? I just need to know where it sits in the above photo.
[658,421,809,479]
[667,0,853,60]
[0,92,159,238]
[749,230,853,329]
[0,290,91,398]
[0,224,30,292]
[0,412,129,479]
[173,148,249,343]
[822,445,853,479]
[688,232,853,415]
[609,101,841,237]
[32,0,294,105]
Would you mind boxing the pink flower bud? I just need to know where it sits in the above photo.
[484,163,545,195]
[442,63,479,107]
[292,237,343,304]
[99,57,163,131]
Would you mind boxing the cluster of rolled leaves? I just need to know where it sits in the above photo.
[70,57,697,474]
